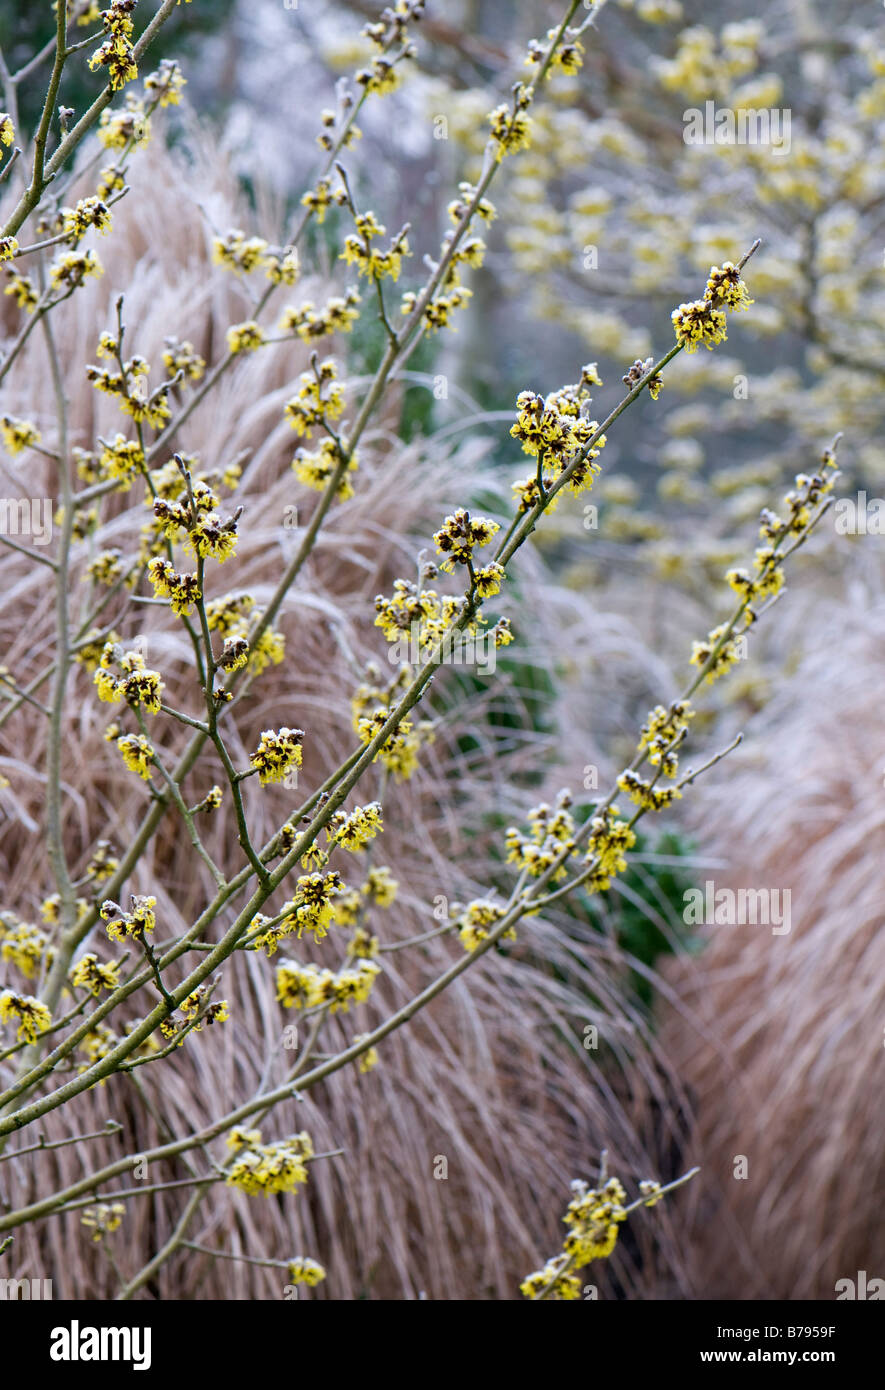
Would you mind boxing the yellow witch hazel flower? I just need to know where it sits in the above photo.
[689,622,745,683]
[147,557,202,615]
[212,229,269,274]
[300,175,348,224]
[81,1203,125,1241]
[293,437,358,499]
[617,768,681,812]
[226,1129,314,1198]
[276,957,381,1013]
[457,900,516,952]
[671,260,753,352]
[562,1177,629,1263]
[287,1256,326,1286]
[227,320,265,354]
[4,270,39,313]
[253,871,344,952]
[93,639,163,713]
[70,953,122,996]
[638,700,694,775]
[433,508,500,572]
[0,917,54,981]
[362,865,398,907]
[98,96,150,150]
[526,27,585,77]
[327,802,384,852]
[0,989,52,1044]
[280,289,361,340]
[87,1,138,91]
[505,789,576,883]
[114,732,155,779]
[250,728,304,786]
[584,805,636,892]
[353,1035,379,1073]
[356,708,426,781]
[671,298,727,353]
[143,58,186,107]
[488,83,533,160]
[510,368,607,504]
[340,214,410,282]
[98,433,144,488]
[1,416,41,456]
[99,894,157,943]
[284,359,345,439]
[61,197,113,245]
[521,1170,690,1300]
[519,1259,582,1300]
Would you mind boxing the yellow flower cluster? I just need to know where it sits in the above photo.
[114,731,155,779]
[638,701,694,775]
[617,769,681,812]
[293,437,359,500]
[276,957,381,1012]
[400,284,472,335]
[0,989,52,1044]
[0,917,54,981]
[505,790,576,882]
[162,337,205,382]
[178,986,229,1029]
[671,261,753,353]
[300,175,348,224]
[327,802,384,852]
[98,96,150,151]
[1,415,41,456]
[81,1203,125,1240]
[61,196,113,245]
[526,27,584,78]
[153,483,239,563]
[253,871,344,954]
[280,290,363,342]
[70,953,122,997]
[511,371,607,506]
[93,640,163,713]
[362,865,398,907]
[249,727,304,786]
[99,893,157,942]
[88,339,169,429]
[520,1176,629,1300]
[225,1128,314,1198]
[283,359,345,439]
[374,578,466,652]
[433,507,499,572]
[98,432,144,488]
[488,84,533,161]
[340,212,409,282]
[287,1256,326,1286]
[226,320,265,354]
[4,270,38,313]
[143,58,186,107]
[584,806,637,892]
[457,900,516,952]
[87,1,138,91]
[212,229,269,274]
[88,549,124,585]
[356,708,426,781]
[147,557,202,615]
